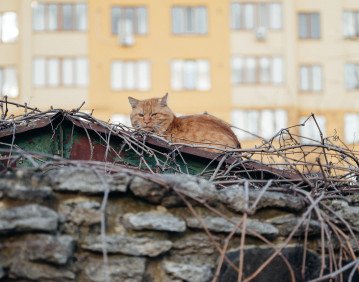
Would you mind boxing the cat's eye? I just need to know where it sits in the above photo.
[138,113,144,117]
[151,113,158,117]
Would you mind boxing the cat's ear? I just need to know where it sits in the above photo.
[128,97,139,109]
[160,93,168,107]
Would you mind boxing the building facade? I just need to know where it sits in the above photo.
[1,0,359,146]
[230,0,359,145]
[87,0,231,125]
[0,0,89,110]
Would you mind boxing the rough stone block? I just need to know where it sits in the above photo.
[163,261,213,282]
[129,176,166,204]
[266,214,321,237]
[129,174,217,207]
[337,204,359,228]
[161,174,217,201]
[9,260,75,281]
[348,194,359,204]
[172,233,218,256]
[24,234,75,265]
[47,167,129,193]
[59,200,101,226]
[82,235,173,257]
[186,216,278,238]
[218,186,306,213]
[0,204,58,233]
[84,256,146,282]
[122,211,186,232]
[0,178,53,201]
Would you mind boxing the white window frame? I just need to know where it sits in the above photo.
[0,66,19,98]
[0,12,19,43]
[111,6,147,35]
[172,6,207,35]
[111,60,150,91]
[171,59,211,91]
[231,2,282,30]
[231,109,288,140]
[299,116,326,144]
[33,57,89,87]
[345,63,359,90]
[343,11,359,38]
[32,3,88,32]
[33,58,46,87]
[232,56,284,85]
[344,113,359,144]
[299,65,323,92]
[47,58,60,86]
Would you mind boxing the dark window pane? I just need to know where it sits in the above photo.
[299,14,307,38]
[186,8,194,32]
[75,4,87,31]
[33,4,45,31]
[62,4,74,30]
[172,7,184,34]
[48,4,58,30]
[311,13,320,38]
[111,7,121,34]
[137,7,147,34]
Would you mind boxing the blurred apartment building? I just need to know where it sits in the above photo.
[0,0,359,146]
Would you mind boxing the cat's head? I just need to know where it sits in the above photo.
[128,93,175,134]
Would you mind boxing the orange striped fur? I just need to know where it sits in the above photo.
[129,94,241,152]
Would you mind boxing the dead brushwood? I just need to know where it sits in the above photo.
[0,99,359,281]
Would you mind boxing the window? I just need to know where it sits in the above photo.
[299,13,321,39]
[32,3,88,31]
[231,3,282,30]
[172,6,207,34]
[299,65,323,92]
[345,64,359,90]
[32,57,89,87]
[232,57,283,85]
[299,116,326,143]
[48,4,58,30]
[111,114,131,127]
[0,12,19,43]
[0,67,18,98]
[171,60,210,91]
[111,60,150,91]
[231,109,287,140]
[47,59,60,86]
[111,7,147,35]
[343,11,359,38]
[62,4,74,30]
[344,114,359,143]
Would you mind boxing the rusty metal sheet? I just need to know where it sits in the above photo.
[0,110,302,181]
[0,117,54,138]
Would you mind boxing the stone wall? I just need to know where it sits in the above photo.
[0,166,358,281]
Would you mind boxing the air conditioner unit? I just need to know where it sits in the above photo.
[255,27,267,41]
[120,34,135,46]
[118,20,135,47]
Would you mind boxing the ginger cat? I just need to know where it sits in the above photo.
[128,94,241,152]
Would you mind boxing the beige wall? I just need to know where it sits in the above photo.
[0,0,21,106]
[88,0,231,121]
[230,0,359,146]
[1,0,88,111]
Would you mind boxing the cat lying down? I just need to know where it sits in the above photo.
[128,93,241,153]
